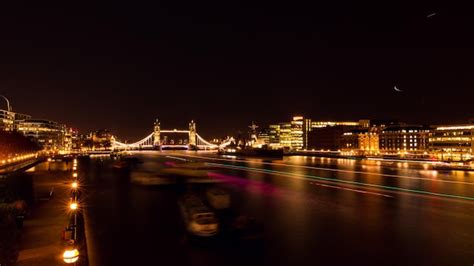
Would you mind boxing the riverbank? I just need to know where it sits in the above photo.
[284,151,474,170]
[15,161,88,265]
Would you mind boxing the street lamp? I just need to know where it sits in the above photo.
[0,95,12,112]
[72,173,78,178]
[69,202,78,211]
[71,181,78,189]
[63,247,79,264]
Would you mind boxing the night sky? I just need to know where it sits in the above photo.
[0,1,473,140]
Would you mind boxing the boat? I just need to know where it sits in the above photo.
[432,162,474,171]
[206,187,231,210]
[218,147,283,158]
[179,195,219,237]
[229,215,263,241]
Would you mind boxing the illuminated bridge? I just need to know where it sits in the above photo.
[112,120,234,150]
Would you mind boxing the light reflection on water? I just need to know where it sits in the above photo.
[81,152,474,266]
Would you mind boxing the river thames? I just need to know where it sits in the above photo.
[82,151,474,266]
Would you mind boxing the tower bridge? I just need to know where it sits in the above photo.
[112,120,233,150]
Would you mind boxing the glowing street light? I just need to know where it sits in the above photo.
[69,202,78,211]
[63,248,79,264]
[71,181,78,189]
[72,173,78,178]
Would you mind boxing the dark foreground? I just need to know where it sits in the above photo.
[83,151,474,266]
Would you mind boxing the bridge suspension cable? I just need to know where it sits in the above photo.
[112,130,234,150]
[112,132,154,148]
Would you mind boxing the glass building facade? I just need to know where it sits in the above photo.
[429,125,474,161]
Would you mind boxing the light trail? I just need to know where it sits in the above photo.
[311,183,393,198]
[165,156,188,162]
[205,162,474,202]
[167,154,474,186]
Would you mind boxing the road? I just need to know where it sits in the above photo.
[83,151,474,266]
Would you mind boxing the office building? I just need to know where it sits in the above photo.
[17,119,65,151]
[0,109,15,131]
[429,125,474,161]
[307,125,357,151]
[279,122,292,149]
[341,129,379,155]
[291,116,304,150]
[379,125,431,155]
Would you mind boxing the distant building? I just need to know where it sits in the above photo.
[310,121,360,129]
[379,125,431,155]
[0,109,15,131]
[0,109,31,132]
[265,118,361,150]
[17,119,65,151]
[279,122,292,149]
[307,125,357,151]
[71,129,80,150]
[63,127,74,152]
[257,127,271,145]
[358,119,370,128]
[341,129,379,156]
[429,125,474,161]
[13,113,32,129]
[291,116,304,150]
[91,129,113,150]
[268,124,281,147]
[368,119,400,128]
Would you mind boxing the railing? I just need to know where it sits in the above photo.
[112,131,233,150]
[0,153,37,167]
[0,153,41,175]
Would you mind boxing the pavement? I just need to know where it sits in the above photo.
[15,161,86,266]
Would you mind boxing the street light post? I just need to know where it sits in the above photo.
[0,94,12,111]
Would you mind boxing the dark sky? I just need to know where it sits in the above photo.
[0,1,473,140]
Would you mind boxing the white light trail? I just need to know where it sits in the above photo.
[170,154,474,186]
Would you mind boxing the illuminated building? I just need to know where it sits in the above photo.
[0,95,13,131]
[268,124,281,147]
[63,127,74,152]
[358,119,370,128]
[0,110,31,132]
[307,125,358,151]
[257,127,271,145]
[0,109,15,131]
[367,119,399,128]
[279,122,292,148]
[17,119,65,151]
[429,125,474,161]
[303,118,311,149]
[341,129,379,155]
[379,125,431,155]
[71,129,80,150]
[291,116,304,150]
[266,118,361,150]
[13,113,32,129]
[91,129,113,150]
[310,121,360,129]
[304,120,360,150]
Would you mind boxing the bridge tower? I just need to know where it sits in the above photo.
[189,120,197,147]
[153,119,161,148]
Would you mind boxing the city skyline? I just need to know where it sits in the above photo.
[1,2,473,139]
[1,2,474,266]
[1,91,474,141]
